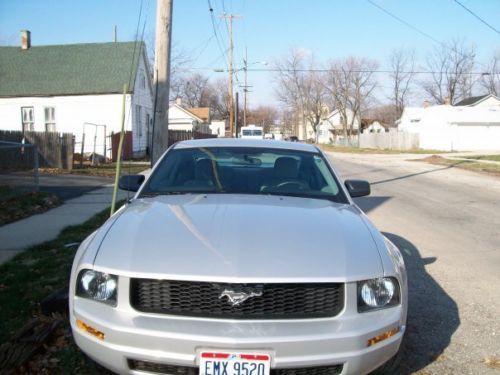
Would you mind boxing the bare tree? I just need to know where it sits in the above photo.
[422,38,476,104]
[274,49,327,140]
[176,73,211,107]
[207,77,230,121]
[246,105,278,133]
[325,57,379,140]
[389,48,415,120]
[481,50,500,96]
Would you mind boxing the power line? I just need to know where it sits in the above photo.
[453,0,500,36]
[366,0,441,45]
[207,0,229,69]
[209,67,496,75]
[366,0,488,69]
[127,0,146,89]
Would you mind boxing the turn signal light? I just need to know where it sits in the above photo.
[367,327,399,347]
[76,319,105,340]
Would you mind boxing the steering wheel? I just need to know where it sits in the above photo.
[275,180,308,190]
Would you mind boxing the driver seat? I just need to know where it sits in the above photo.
[261,157,309,191]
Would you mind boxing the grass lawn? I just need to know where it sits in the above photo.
[41,162,150,178]
[418,155,500,177]
[318,144,446,154]
[462,155,500,162]
[0,203,123,372]
[0,185,60,226]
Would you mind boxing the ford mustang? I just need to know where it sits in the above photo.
[70,138,407,375]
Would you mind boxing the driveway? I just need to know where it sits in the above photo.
[0,172,114,200]
[327,152,500,374]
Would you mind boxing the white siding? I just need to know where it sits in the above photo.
[0,94,132,157]
[398,105,500,151]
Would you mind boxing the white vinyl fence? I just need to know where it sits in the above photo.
[359,132,420,150]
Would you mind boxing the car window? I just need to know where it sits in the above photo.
[140,147,348,203]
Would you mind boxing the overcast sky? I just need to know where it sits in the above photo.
[1,0,499,107]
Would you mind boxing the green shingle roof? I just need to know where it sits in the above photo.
[0,42,144,97]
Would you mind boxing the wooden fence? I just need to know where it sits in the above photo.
[359,131,420,150]
[168,130,217,146]
[110,130,218,162]
[0,130,74,170]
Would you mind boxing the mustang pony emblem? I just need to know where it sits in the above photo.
[219,288,263,306]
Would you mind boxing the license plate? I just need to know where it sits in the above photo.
[200,352,271,375]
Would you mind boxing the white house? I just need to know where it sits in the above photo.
[209,120,226,137]
[168,102,211,134]
[398,98,500,151]
[315,108,360,144]
[0,31,153,158]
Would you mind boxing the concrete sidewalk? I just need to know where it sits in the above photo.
[0,185,129,265]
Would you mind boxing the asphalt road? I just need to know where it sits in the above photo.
[327,152,500,375]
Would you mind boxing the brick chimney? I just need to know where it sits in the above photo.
[175,97,182,106]
[423,100,431,108]
[444,96,451,105]
[21,30,31,50]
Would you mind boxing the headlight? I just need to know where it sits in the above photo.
[357,277,400,312]
[76,269,118,306]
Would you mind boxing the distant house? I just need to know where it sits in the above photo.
[361,119,389,134]
[453,94,500,107]
[398,100,500,151]
[315,108,360,144]
[0,31,153,158]
[168,101,211,134]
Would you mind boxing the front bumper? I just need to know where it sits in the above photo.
[71,282,405,375]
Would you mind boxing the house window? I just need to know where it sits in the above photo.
[141,73,146,89]
[136,105,142,137]
[44,107,56,132]
[21,107,34,132]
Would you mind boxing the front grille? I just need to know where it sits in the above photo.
[130,279,344,319]
[128,360,343,375]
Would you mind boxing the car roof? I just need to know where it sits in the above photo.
[173,138,319,152]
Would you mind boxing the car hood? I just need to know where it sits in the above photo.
[94,194,384,282]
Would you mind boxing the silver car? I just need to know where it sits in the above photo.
[70,139,407,375]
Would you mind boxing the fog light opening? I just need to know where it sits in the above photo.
[76,319,105,340]
[367,327,399,347]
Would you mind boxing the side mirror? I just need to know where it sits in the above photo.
[119,174,145,192]
[344,179,370,198]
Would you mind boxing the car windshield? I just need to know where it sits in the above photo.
[140,147,348,203]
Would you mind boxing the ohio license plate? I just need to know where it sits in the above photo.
[200,352,271,375]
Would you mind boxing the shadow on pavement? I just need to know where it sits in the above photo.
[353,196,392,214]
[370,165,453,186]
[383,232,460,374]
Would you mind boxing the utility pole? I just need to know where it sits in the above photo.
[221,14,240,137]
[234,91,239,138]
[152,0,173,164]
[243,49,247,128]
[243,48,250,127]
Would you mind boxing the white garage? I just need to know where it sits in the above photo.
[398,96,500,151]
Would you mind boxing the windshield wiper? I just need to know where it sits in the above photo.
[141,190,226,197]
[140,191,190,197]
[260,191,337,202]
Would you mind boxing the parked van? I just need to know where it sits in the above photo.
[240,125,264,139]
